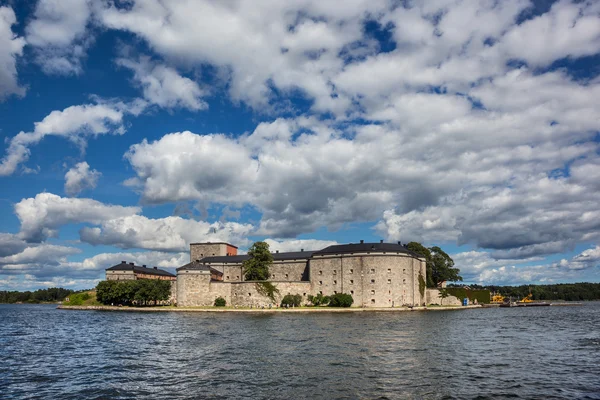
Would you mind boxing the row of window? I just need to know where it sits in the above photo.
[318,278,407,284]
[318,268,407,275]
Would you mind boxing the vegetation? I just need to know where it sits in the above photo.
[243,241,273,281]
[0,287,76,304]
[418,272,426,298]
[281,294,302,307]
[96,280,172,306]
[439,289,449,305]
[214,297,226,306]
[62,290,102,306]
[328,293,353,307]
[406,242,462,287]
[242,241,280,302]
[445,287,490,304]
[307,293,330,306]
[462,283,600,301]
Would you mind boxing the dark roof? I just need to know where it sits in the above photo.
[186,250,315,265]
[176,260,224,274]
[312,242,420,257]
[189,242,238,248]
[106,261,176,277]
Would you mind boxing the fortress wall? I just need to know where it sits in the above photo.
[208,282,233,305]
[106,270,136,280]
[231,282,312,307]
[221,265,243,282]
[309,254,422,307]
[170,281,177,305]
[426,288,462,306]
[268,261,308,282]
[190,243,229,260]
[176,272,212,306]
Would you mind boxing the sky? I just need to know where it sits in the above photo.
[0,0,599,291]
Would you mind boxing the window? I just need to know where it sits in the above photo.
[248,293,251,296]
[226,276,230,279]
[403,269,406,274]
[350,290,354,295]
[389,290,391,294]
[370,268,375,273]
[371,279,375,284]
[319,281,323,285]
[387,279,391,284]
[234,293,237,297]
[333,280,337,285]
[333,270,337,275]
[303,293,306,296]
[349,269,353,274]
[236,276,239,280]
[319,291,323,295]
[272,274,276,279]
[350,280,354,284]
[285,274,288,278]
[319,270,323,275]
[334,291,337,294]
[371,299,375,304]
[371,290,375,295]
[387,268,391,273]
[403,279,406,283]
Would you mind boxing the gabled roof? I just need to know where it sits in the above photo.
[106,261,176,277]
[191,250,315,265]
[312,242,420,257]
[176,260,224,274]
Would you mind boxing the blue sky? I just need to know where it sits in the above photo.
[0,0,599,290]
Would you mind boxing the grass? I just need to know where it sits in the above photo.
[62,290,102,306]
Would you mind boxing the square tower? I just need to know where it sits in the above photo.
[190,242,238,261]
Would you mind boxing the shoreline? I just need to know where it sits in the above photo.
[57,304,483,312]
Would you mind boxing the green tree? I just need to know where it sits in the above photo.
[243,241,273,281]
[214,297,226,306]
[406,242,462,288]
[439,288,449,305]
[429,246,462,285]
[328,293,353,307]
[281,294,302,307]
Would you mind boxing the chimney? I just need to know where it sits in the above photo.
[360,240,364,244]
[129,262,134,265]
[142,265,146,268]
[154,266,158,270]
[301,248,304,252]
[398,241,401,245]
[121,260,127,264]
[276,250,279,253]
[380,240,383,243]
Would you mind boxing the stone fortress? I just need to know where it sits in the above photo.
[175,241,428,308]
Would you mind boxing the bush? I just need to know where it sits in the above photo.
[214,297,226,306]
[281,294,302,307]
[96,280,171,306]
[307,293,330,306]
[328,293,353,307]
[446,288,490,304]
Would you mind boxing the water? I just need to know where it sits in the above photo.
[1,303,599,399]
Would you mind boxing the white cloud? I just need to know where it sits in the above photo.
[0,6,26,100]
[116,54,208,111]
[0,244,80,266]
[0,103,125,176]
[14,192,140,242]
[263,239,339,253]
[64,162,101,196]
[79,214,254,252]
[25,0,93,74]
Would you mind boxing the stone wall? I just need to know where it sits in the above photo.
[190,243,230,261]
[426,288,462,306]
[106,270,136,280]
[230,281,312,307]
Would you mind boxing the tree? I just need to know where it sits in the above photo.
[281,294,302,307]
[406,242,462,288]
[307,293,330,306]
[439,288,449,306]
[243,241,273,281]
[328,293,353,307]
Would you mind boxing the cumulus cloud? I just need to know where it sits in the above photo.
[64,162,101,196]
[554,245,600,271]
[0,6,26,100]
[79,214,254,252]
[263,239,339,253]
[0,103,125,176]
[25,0,93,74]
[0,244,80,267]
[14,192,140,242]
[116,54,208,111]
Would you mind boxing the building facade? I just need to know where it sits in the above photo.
[176,241,427,308]
[106,261,176,281]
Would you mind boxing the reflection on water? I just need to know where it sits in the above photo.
[1,303,599,399]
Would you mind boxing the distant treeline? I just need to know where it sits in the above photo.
[0,287,77,304]
[451,283,600,301]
